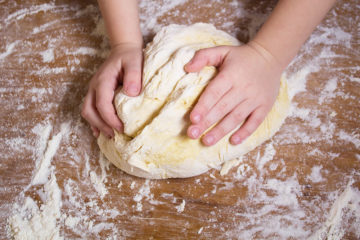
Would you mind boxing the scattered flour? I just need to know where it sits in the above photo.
[64,216,81,228]
[175,200,186,213]
[33,67,67,75]
[220,158,242,175]
[310,183,360,240]
[3,0,359,239]
[32,122,70,185]
[8,173,63,240]
[0,40,20,60]
[39,48,54,63]
[133,180,152,211]
[138,0,188,37]
[256,143,276,170]
[337,130,360,148]
[89,171,108,198]
[318,78,338,104]
[8,122,67,239]
[308,166,325,183]
[89,154,109,198]
[5,3,58,23]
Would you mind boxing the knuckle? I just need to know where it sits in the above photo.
[95,120,111,133]
[208,87,222,99]
[215,73,227,81]
[81,108,89,119]
[96,73,108,83]
[217,101,228,115]
[101,128,112,137]
[233,111,245,123]
[196,49,207,58]
[195,103,209,115]
[103,126,111,133]
[252,117,264,127]
[92,81,105,91]
[214,125,226,138]
[203,118,213,128]
[95,100,106,110]
[125,69,141,79]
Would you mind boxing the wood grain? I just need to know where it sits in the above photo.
[1,0,359,239]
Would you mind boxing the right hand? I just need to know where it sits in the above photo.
[81,43,143,138]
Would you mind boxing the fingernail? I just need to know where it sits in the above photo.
[185,60,193,72]
[232,136,241,144]
[127,83,139,95]
[92,131,99,138]
[203,135,214,145]
[192,114,201,123]
[191,127,200,138]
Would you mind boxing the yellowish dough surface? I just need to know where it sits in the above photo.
[98,23,290,179]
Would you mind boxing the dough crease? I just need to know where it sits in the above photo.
[98,23,290,179]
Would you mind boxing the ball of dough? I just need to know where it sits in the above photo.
[97,23,290,179]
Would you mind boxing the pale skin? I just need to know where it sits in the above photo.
[82,0,336,145]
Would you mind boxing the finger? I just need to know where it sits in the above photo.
[201,99,257,146]
[230,107,267,145]
[187,89,242,139]
[95,84,123,132]
[189,71,232,124]
[122,56,142,96]
[81,90,115,138]
[184,46,230,72]
[91,126,100,138]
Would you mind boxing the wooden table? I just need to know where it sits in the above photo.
[1,0,359,239]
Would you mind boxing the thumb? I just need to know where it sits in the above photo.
[122,59,142,97]
[185,46,230,73]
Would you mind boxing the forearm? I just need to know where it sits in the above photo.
[251,0,336,69]
[97,0,142,48]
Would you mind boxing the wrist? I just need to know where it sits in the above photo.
[109,26,143,50]
[247,40,285,71]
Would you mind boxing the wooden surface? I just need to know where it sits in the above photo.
[1,0,359,239]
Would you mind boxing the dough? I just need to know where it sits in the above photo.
[98,23,290,179]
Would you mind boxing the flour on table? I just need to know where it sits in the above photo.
[40,48,54,63]
[3,0,359,239]
[175,200,186,213]
[310,182,360,240]
[7,122,69,240]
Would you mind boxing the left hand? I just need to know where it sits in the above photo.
[185,42,283,146]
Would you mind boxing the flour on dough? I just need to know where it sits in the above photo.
[98,23,290,179]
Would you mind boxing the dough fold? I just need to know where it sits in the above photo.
[98,23,290,179]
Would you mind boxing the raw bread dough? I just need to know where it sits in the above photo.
[98,23,290,179]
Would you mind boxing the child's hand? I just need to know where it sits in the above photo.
[185,42,283,146]
[81,43,143,138]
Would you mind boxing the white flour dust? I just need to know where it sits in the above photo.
[39,49,54,63]
[2,0,359,239]
[8,122,69,240]
[310,182,360,240]
[175,200,186,213]
[9,173,63,240]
